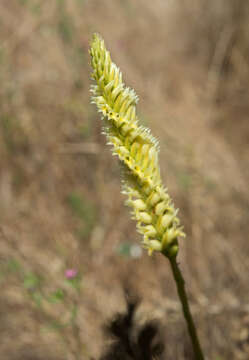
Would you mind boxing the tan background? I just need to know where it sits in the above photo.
[0,1,249,359]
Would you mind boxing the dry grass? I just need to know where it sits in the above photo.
[0,0,249,359]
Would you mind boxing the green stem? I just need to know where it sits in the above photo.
[166,255,205,360]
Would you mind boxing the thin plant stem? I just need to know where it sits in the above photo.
[166,255,205,360]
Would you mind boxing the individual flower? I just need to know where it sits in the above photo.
[65,269,78,279]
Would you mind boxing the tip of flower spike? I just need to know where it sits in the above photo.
[91,33,102,47]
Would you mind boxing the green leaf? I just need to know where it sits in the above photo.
[67,192,97,238]
[31,292,43,307]
[47,289,65,303]
[116,243,132,257]
[70,304,78,323]
[65,277,81,291]
[7,259,22,273]
[23,273,40,289]
[47,320,66,330]
[57,14,74,44]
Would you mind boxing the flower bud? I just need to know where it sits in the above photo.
[155,201,168,216]
[161,213,174,228]
[168,244,179,257]
[148,191,160,207]
[148,240,162,252]
[137,212,152,224]
[143,225,157,237]
[116,146,130,158]
[162,227,177,247]
[133,199,147,211]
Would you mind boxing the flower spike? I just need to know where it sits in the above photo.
[90,34,185,257]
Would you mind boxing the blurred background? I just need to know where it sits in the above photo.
[0,0,249,359]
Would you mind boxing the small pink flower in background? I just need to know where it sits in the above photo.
[65,269,78,279]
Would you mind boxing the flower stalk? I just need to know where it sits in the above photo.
[90,33,205,359]
[168,256,204,360]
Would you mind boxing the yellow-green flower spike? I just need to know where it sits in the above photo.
[90,34,185,257]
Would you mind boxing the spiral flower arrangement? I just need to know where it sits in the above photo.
[90,34,185,258]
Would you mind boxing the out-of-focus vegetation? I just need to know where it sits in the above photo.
[0,0,249,359]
